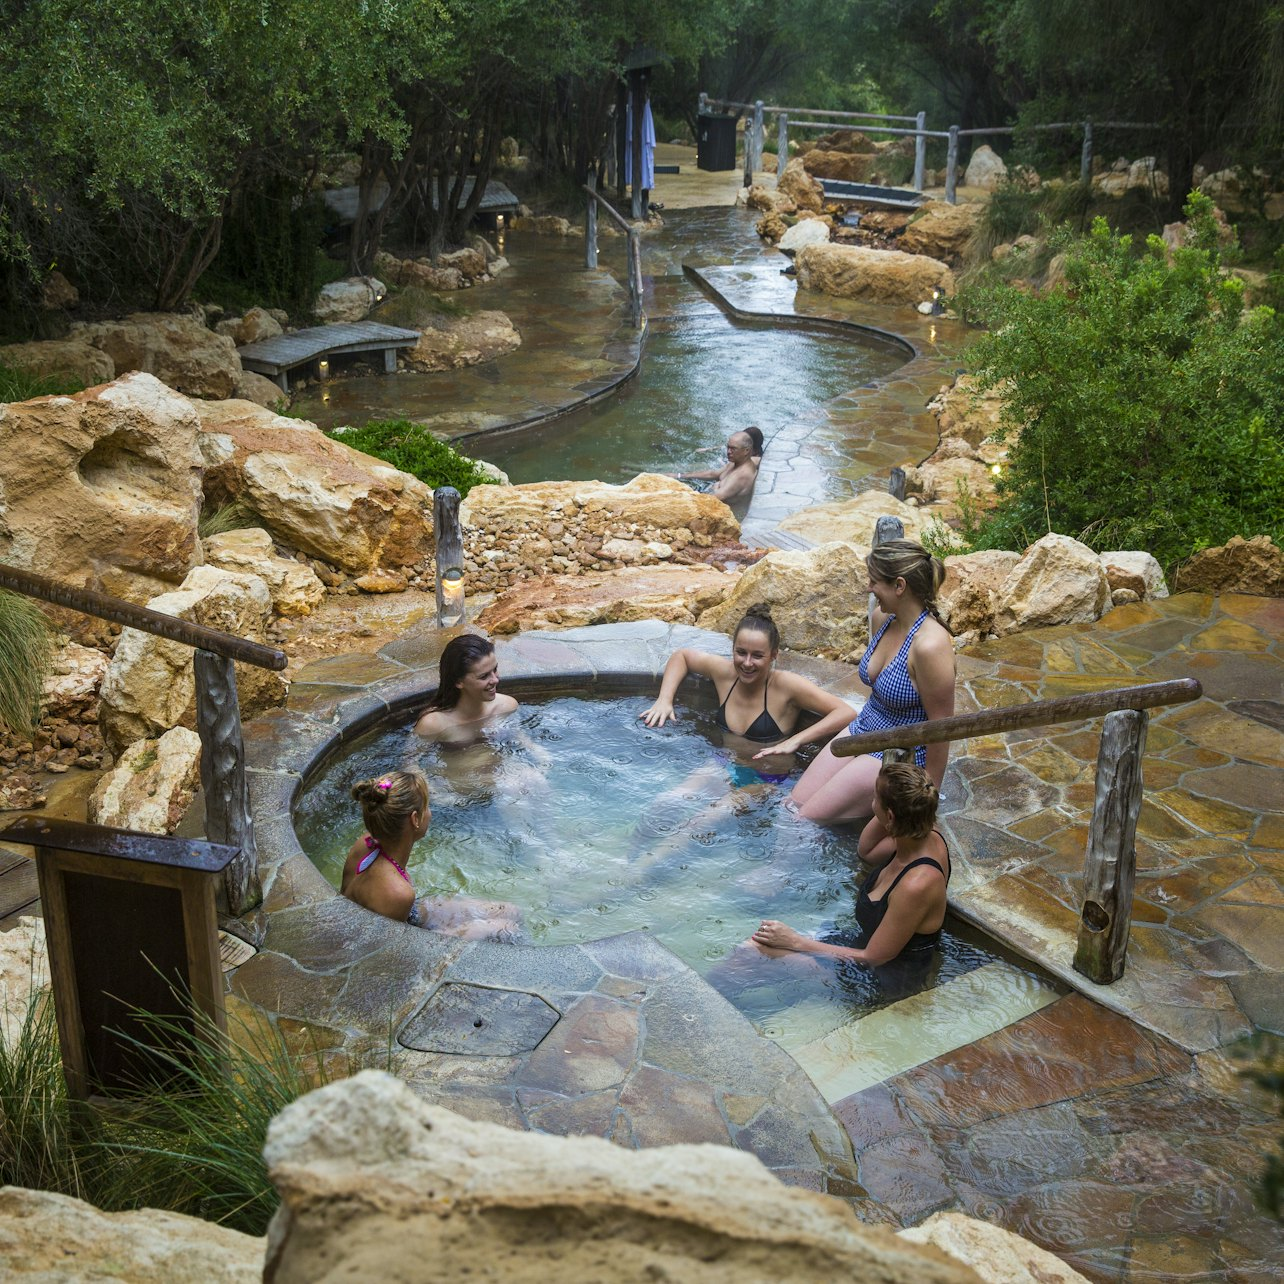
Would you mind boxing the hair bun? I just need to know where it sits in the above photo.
[746,602,774,620]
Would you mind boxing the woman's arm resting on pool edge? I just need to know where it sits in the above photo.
[751,675,854,759]
[640,648,724,728]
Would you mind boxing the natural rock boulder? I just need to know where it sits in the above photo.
[779,218,833,253]
[744,184,796,215]
[313,276,385,324]
[70,313,242,399]
[777,157,824,213]
[900,1212,1089,1284]
[230,368,287,408]
[404,310,521,372]
[938,550,1023,641]
[776,492,929,548]
[802,150,877,183]
[196,399,433,573]
[1174,535,1284,596]
[928,375,1008,450]
[262,1071,976,1284]
[755,211,788,243]
[202,527,327,616]
[0,371,203,602]
[810,129,877,155]
[88,726,202,835]
[697,541,871,659]
[0,917,48,1048]
[41,642,110,719]
[0,1187,262,1282]
[993,533,1111,636]
[477,564,737,634]
[509,214,579,236]
[98,565,286,754]
[795,244,954,305]
[1099,551,1168,601]
[217,307,283,346]
[374,252,465,292]
[0,338,114,387]
[903,456,996,511]
[900,202,985,263]
[963,145,1007,191]
[438,247,488,281]
[41,270,79,311]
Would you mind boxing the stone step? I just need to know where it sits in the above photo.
[784,961,1061,1103]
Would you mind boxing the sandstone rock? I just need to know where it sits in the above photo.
[404,310,521,372]
[938,550,1023,640]
[906,457,996,513]
[0,1187,263,1282]
[0,372,203,602]
[900,1211,1089,1284]
[777,157,824,213]
[745,184,796,214]
[0,338,114,388]
[776,492,929,547]
[374,252,466,292]
[88,726,202,834]
[812,129,877,154]
[0,917,48,1048]
[778,218,832,252]
[354,568,409,593]
[964,145,1007,190]
[231,368,287,408]
[1111,587,1140,605]
[755,211,787,243]
[1099,551,1168,600]
[478,564,737,634]
[262,1071,976,1284]
[697,541,870,658]
[196,399,434,573]
[795,244,954,305]
[993,533,1111,636]
[202,527,327,616]
[217,306,284,346]
[98,565,286,754]
[1126,157,1167,194]
[802,149,877,183]
[1173,535,1284,596]
[313,276,386,324]
[438,247,488,281]
[509,215,578,236]
[901,201,984,263]
[40,269,79,311]
[927,375,1008,449]
[41,643,110,717]
[71,313,242,399]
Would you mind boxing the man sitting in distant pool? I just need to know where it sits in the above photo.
[671,430,759,511]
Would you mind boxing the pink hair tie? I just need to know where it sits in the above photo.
[376,778,393,793]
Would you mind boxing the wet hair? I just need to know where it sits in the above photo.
[422,634,496,712]
[734,602,779,652]
[875,761,939,839]
[352,770,429,846]
[744,426,764,456]
[866,539,946,613]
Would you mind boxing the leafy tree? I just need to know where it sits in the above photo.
[961,194,1284,572]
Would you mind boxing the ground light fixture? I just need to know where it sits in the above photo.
[438,566,466,628]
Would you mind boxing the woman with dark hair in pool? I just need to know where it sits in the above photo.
[415,634,518,745]
[641,603,854,784]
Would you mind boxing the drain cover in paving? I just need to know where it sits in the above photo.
[399,983,559,1055]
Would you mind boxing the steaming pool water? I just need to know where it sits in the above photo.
[293,690,1061,1079]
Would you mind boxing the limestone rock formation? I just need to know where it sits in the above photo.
[903,456,997,511]
[477,564,737,634]
[88,726,203,835]
[216,306,284,346]
[963,144,1007,190]
[778,218,833,252]
[1099,551,1168,601]
[202,527,326,616]
[697,541,871,659]
[900,1212,1089,1284]
[0,338,114,387]
[927,375,1008,450]
[374,252,465,291]
[744,184,797,215]
[993,534,1111,636]
[196,399,434,573]
[755,210,787,243]
[98,565,286,754]
[809,129,877,155]
[404,310,521,372]
[938,550,1023,641]
[231,368,287,407]
[900,201,985,263]
[802,149,877,183]
[777,157,824,212]
[0,917,47,1048]
[41,642,110,719]
[509,214,579,236]
[70,312,242,399]
[0,371,203,602]
[775,492,929,548]
[795,244,954,305]
[437,246,488,281]
[0,1187,263,1282]
[312,276,385,324]
[41,269,79,311]
[1174,535,1284,596]
[262,1071,977,1284]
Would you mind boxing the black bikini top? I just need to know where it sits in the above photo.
[715,677,785,743]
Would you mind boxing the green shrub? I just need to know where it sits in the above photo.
[0,361,85,402]
[328,418,494,498]
[0,589,52,735]
[959,193,1284,574]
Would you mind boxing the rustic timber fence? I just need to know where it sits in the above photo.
[583,176,644,327]
[0,563,287,917]
[699,93,1159,205]
[831,676,1202,984]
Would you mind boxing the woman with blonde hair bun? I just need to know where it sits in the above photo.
[788,539,955,858]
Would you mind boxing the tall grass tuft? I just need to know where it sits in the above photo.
[197,500,257,539]
[0,588,53,736]
[0,361,85,402]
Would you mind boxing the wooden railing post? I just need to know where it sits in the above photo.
[913,110,927,191]
[585,172,598,270]
[753,99,765,173]
[194,650,261,916]
[743,115,753,188]
[1074,709,1148,984]
[1080,120,1093,185]
[777,113,788,178]
[945,126,959,204]
[627,230,643,327]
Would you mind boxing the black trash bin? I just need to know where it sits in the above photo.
[697,113,737,172]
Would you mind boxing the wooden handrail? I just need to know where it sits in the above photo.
[831,678,1201,758]
[0,563,286,670]
[582,184,634,235]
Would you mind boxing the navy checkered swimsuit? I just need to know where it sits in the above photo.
[849,609,931,767]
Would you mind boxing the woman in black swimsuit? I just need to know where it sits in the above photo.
[752,761,949,965]
[640,603,854,777]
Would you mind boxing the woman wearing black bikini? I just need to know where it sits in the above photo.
[640,603,854,778]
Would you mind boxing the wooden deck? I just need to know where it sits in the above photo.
[238,321,420,392]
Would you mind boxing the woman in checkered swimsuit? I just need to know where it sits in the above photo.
[789,540,955,863]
